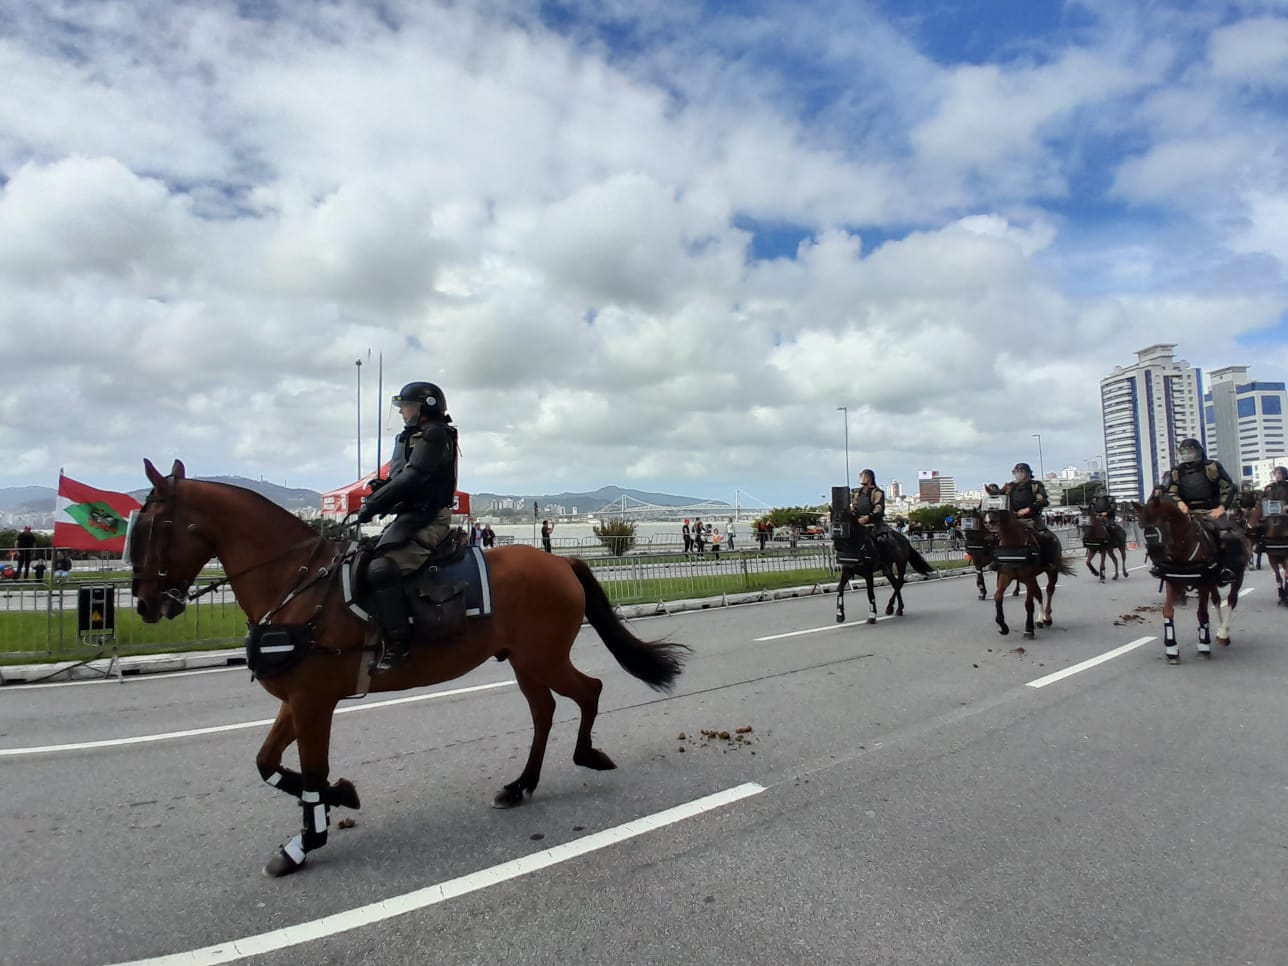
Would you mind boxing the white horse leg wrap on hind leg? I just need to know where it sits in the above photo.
[1163,619,1179,659]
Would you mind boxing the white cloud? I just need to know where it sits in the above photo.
[0,1,1284,506]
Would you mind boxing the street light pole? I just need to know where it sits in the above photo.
[837,406,850,490]
[355,359,363,480]
[1032,433,1045,481]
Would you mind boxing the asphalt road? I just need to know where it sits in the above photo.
[1,551,1286,966]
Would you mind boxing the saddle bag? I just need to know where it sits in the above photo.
[245,624,315,680]
[406,576,469,639]
[993,546,1039,569]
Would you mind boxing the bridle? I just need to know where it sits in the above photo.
[130,475,334,615]
[129,477,214,608]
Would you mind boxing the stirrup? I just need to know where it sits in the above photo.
[373,639,412,673]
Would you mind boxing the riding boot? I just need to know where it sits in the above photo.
[372,584,413,673]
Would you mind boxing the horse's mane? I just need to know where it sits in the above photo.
[189,478,329,544]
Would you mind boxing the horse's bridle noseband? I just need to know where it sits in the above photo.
[130,477,216,605]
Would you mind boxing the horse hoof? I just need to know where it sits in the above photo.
[573,747,617,771]
[998,626,1009,636]
[491,784,526,809]
[1112,575,1119,581]
[866,617,876,625]
[263,847,305,878]
[1023,632,1035,640]
[1099,577,1105,584]
[1198,649,1212,658]
[331,778,361,810]
[1218,636,1231,648]
[835,614,845,624]
[1166,655,1180,665]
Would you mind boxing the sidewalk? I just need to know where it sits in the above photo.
[0,570,969,685]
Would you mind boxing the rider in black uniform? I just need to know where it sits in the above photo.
[988,462,1057,563]
[358,382,459,672]
[850,469,887,556]
[1164,438,1239,582]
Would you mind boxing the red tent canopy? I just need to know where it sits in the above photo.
[321,463,471,519]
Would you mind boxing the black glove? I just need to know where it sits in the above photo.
[367,478,387,494]
[356,503,376,524]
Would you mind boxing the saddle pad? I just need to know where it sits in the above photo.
[343,546,493,623]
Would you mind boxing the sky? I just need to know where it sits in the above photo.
[2,0,1287,508]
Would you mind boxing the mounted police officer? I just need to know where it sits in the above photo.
[1089,491,1115,521]
[358,382,459,672]
[1264,465,1288,501]
[987,462,1057,563]
[850,469,886,528]
[850,469,887,555]
[1164,437,1239,582]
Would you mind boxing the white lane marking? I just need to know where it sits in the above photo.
[0,680,515,757]
[111,782,767,966]
[1239,586,1255,597]
[4,665,243,690]
[756,615,894,641]
[1025,637,1156,689]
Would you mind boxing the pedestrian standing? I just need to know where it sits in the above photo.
[726,518,736,551]
[541,520,554,553]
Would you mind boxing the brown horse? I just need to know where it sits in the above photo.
[128,460,689,877]
[960,508,1024,601]
[988,507,1076,639]
[1136,494,1245,663]
[1249,487,1288,605]
[1080,515,1129,582]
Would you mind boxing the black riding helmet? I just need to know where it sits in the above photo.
[1177,437,1204,463]
[392,381,449,422]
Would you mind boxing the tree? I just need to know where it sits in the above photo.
[907,505,967,530]
[1060,482,1103,507]
[593,518,637,555]
[759,507,826,531]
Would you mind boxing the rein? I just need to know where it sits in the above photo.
[134,476,341,618]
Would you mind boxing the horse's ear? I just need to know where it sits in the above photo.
[144,458,165,487]
[171,459,186,480]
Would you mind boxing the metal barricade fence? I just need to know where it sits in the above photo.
[0,528,1088,662]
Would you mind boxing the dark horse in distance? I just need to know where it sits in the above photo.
[831,507,935,624]
[1080,513,1129,582]
[128,460,689,876]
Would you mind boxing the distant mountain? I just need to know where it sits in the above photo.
[125,476,323,512]
[0,486,56,513]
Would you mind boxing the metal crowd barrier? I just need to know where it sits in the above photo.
[0,528,1088,662]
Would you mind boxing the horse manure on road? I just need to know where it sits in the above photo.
[1114,613,1149,625]
[676,727,758,752]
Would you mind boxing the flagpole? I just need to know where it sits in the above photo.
[376,351,383,480]
[355,358,363,480]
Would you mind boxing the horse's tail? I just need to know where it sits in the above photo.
[1058,556,1078,576]
[569,558,690,692]
[905,544,935,576]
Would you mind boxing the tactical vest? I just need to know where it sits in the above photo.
[391,423,459,511]
[1009,481,1040,514]
[852,487,876,518]
[1173,462,1219,509]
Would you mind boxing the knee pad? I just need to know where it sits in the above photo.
[368,555,402,589]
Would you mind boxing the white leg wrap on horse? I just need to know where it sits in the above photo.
[283,834,306,865]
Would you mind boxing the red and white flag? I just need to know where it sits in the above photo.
[54,472,142,553]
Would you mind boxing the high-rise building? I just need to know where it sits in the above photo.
[1202,366,1287,481]
[1100,344,1205,503]
[916,471,956,503]
[888,480,902,499]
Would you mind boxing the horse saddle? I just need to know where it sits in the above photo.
[344,535,494,642]
[993,530,1057,569]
